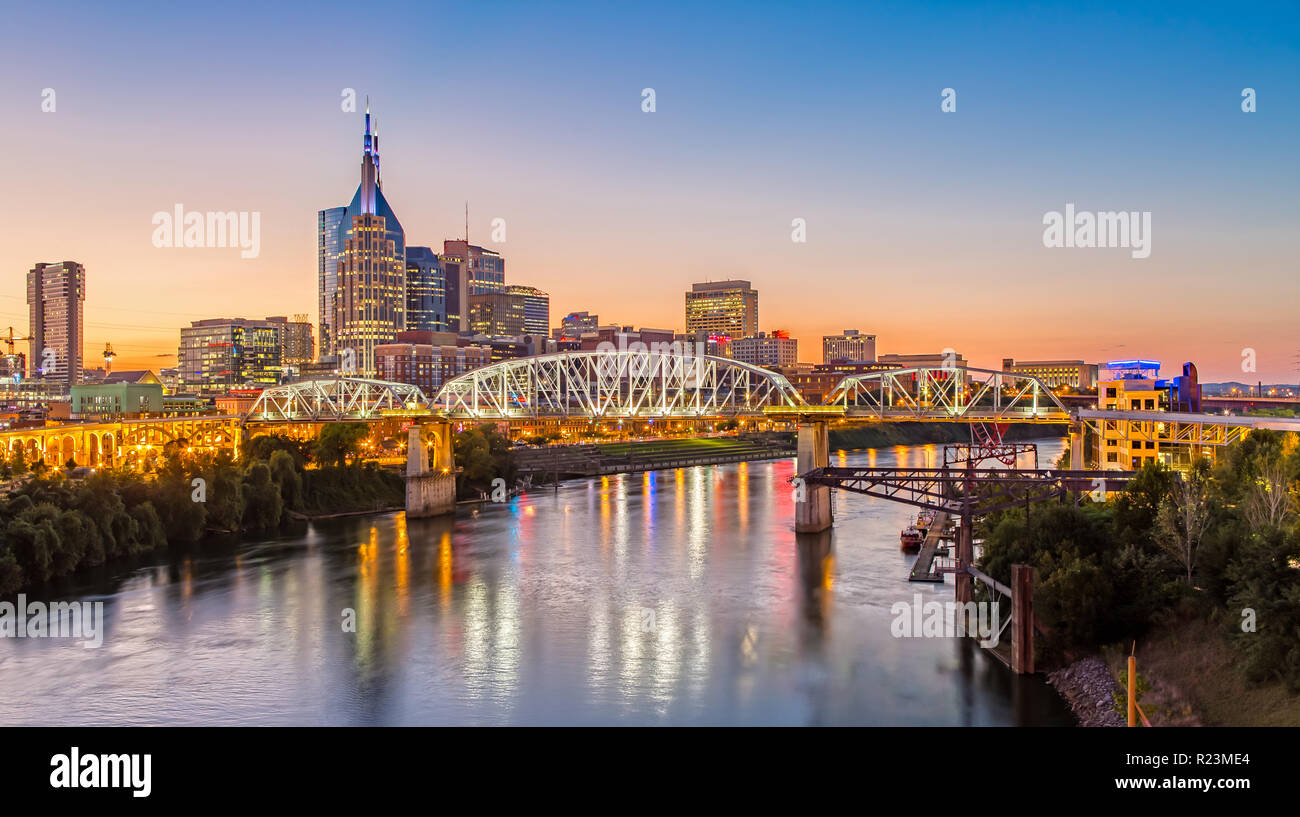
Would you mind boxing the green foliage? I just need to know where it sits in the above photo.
[243,434,312,469]
[453,424,516,499]
[314,423,370,468]
[241,462,283,530]
[268,450,303,509]
[1226,527,1300,691]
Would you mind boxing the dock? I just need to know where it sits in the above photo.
[908,510,952,582]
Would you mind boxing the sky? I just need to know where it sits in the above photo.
[1,0,1297,382]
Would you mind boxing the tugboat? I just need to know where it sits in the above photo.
[900,526,925,551]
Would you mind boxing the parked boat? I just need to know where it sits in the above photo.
[900,526,925,550]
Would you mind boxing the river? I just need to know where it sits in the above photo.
[0,439,1075,725]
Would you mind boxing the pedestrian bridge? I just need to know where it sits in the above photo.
[431,350,807,419]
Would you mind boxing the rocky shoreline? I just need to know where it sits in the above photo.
[1047,656,1126,727]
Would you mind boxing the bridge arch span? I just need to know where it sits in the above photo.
[433,349,806,419]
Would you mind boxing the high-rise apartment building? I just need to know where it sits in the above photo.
[507,285,549,336]
[178,318,282,394]
[28,261,86,386]
[441,240,505,331]
[823,329,876,363]
[685,280,758,339]
[406,246,448,332]
[332,106,405,375]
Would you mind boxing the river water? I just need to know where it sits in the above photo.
[0,439,1075,726]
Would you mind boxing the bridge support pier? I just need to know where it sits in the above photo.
[1011,564,1035,674]
[405,423,456,518]
[1069,421,1085,469]
[795,421,833,533]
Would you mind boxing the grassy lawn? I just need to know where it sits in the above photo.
[1105,615,1300,727]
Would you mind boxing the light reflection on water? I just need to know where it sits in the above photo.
[0,440,1074,726]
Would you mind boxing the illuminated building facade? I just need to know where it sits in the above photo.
[405,246,448,333]
[732,332,798,369]
[333,105,406,375]
[685,280,758,339]
[1002,358,1097,390]
[823,329,876,364]
[316,206,345,356]
[442,240,505,331]
[178,318,282,394]
[28,261,86,386]
[507,285,550,336]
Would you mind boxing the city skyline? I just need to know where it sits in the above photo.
[2,2,1297,381]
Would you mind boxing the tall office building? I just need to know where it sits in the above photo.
[823,329,876,363]
[406,246,448,332]
[28,261,86,386]
[685,280,758,339]
[332,105,406,375]
[506,285,549,336]
[178,317,282,394]
[441,240,505,331]
[266,315,315,364]
[468,291,528,337]
[316,205,345,357]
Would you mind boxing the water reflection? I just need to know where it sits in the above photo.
[0,440,1074,726]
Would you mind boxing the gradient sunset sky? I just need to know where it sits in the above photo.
[2,1,1296,381]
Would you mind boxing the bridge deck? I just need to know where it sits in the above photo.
[908,511,951,583]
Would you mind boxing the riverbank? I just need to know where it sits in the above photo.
[1104,616,1300,726]
[1046,657,1125,726]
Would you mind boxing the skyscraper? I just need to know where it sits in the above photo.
[332,104,406,375]
[441,240,505,332]
[28,261,86,386]
[317,205,345,357]
[685,280,758,339]
[406,246,448,332]
[506,285,549,336]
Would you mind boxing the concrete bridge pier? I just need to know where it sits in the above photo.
[795,421,833,533]
[406,422,456,518]
[1068,421,1085,469]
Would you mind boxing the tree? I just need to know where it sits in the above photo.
[241,462,283,530]
[1156,460,1213,585]
[315,423,370,468]
[268,449,303,509]
[1240,453,1297,531]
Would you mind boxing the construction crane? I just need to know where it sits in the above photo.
[1,327,31,379]
[103,342,117,377]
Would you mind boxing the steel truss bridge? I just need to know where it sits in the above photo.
[247,378,431,422]
[819,365,1070,422]
[432,350,807,419]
